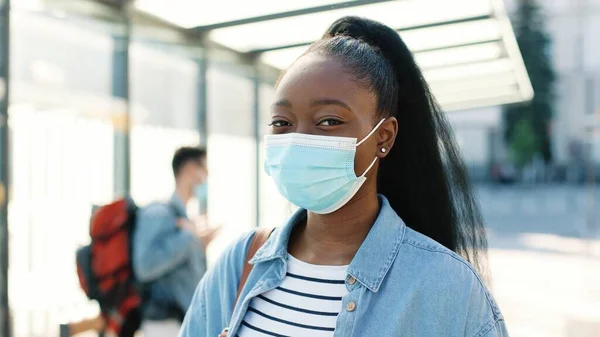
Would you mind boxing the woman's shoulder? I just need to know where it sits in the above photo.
[396,227,502,316]
[400,226,482,278]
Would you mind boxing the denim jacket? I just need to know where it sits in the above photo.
[179,196,508,336]
[133,194,207,320]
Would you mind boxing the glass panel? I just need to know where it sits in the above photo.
[204,66,256,262]
[9,10,115,336]
[135,0,349,28]
[430,72,518,94]
[261,41,505,71]
[129,42,201,206]
[260,46,307,70]
[443,92,524,112]
[436,86,521,105]
[401,19,501,53]
[209,0,492,52]
[423,59,514,82]
[130,126,200,206]
[415,42,503,69]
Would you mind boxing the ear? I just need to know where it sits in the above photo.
[376,117,398,159]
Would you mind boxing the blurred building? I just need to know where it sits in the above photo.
[521,0,600,168]
[447,106,503,180]
[454,0,600,181]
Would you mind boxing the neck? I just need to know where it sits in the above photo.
[288,187,380,266]
[175,184,193,204]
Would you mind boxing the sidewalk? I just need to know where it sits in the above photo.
[488,232,600,336]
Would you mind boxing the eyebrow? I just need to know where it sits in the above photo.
[310,98,352,111]
[272,99,292,108]
[272,98,353,111]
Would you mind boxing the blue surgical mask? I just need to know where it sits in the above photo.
[264,119,385,214]
[194,182,208,206]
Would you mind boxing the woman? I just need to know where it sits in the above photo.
[180,17,507,337]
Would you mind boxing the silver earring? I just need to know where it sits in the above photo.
[380,148,386,153]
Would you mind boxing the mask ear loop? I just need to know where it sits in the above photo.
[359,156,379,178]
[356,118,386,178]
[356,118,386,147]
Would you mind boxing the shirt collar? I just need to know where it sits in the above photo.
[251,195,406,293]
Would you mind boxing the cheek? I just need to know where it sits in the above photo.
[353,143,378,177]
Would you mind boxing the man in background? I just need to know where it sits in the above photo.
[133,146,219,337]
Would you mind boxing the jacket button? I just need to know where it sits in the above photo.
[347,276,356,285]
[346,301,356,312]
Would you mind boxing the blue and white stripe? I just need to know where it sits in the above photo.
[237,255,348,337]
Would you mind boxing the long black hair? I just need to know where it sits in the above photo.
[304,17,488,275]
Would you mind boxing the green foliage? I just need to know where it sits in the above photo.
[504,0,555,162]
[510,119,538,168]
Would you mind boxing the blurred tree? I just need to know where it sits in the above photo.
[510,118,538,168]
[504,0,555,163]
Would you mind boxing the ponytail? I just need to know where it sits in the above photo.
[310,17,488,276]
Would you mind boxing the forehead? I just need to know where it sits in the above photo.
[275,53,374,106]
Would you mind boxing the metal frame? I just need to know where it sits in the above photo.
[490,0,534,101]
[112,13,131,196]
[0,0,9,335]
[253,69,261,228]
[413,38,502,54]
[190,0,395,32]
[197,51,208,146]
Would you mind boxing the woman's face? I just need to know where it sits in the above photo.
[271,53,395,180]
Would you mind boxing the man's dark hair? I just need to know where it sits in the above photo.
[172,146,207,177]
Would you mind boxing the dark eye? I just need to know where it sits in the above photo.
[318,119,343,126]
[269,120,292,127]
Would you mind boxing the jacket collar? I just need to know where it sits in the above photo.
[169,193,188,218]
[251,195,406,292]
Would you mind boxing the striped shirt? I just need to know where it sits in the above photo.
[237,255,349,337]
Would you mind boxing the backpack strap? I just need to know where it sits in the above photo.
[234,227,274,307]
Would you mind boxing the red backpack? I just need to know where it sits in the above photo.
[76,197,141,337]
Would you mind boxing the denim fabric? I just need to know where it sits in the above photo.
[179,196,508,337]
[133,194,207,319]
